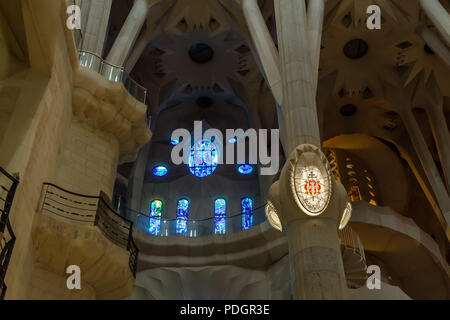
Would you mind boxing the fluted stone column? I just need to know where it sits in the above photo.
[274,0,321,154]
[243,0,348,299]
[307,0,325,92]
[419,0,450,46]
[106,0,150,66]
[425,98,450,190]
[80,0,112,56]
[242,0,283,105]
[401,108,450,224]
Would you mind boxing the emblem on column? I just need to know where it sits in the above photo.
[289,144,332,216]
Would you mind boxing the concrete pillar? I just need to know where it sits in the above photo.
[242,0,283,105]
[307,0,325,92]
[287,218,347,299]
[417,25,450,68]
[401,108,450,224]
[80,0,113,56]
[419,0,450,46]
[106,0,149,66]
[424,96,450,190]
[128,143,151,213]
[274,0,321,153]
[124,34,149,71]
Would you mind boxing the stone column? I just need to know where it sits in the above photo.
[268,145,349,300]
[307,0,325,91]
[419,0,450,46]
[274,0,321,153]
[243,0,347,299]
[242,0,283,105]
[422,86,450,191]
[80,0,113,56]
[401,108,450,224]
[417,25,450,68]
[106,0,150,66]
[128,143,151,213]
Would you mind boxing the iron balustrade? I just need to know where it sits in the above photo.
[0,220,15,300]
[40,183,139,278]
[119,204,268,237]
[78,51,148,104]
[0,167,19,300]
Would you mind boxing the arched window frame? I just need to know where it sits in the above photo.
[149,199,163,235]
[214,198,227,234]
[176,198,190,235]
[241,197,253,230]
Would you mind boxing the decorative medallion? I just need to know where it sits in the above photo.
[290,145,333,216]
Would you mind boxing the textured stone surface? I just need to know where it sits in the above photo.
[72,66,151,164]
[32,213,135,299]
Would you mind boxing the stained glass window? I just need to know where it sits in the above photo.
[176,199,189,235]
[153,165,168,177]
[238,164,253,175]
[188,139,219,178]
[214,198,226,234]
[149,200,162,235]
[241,197,253,230]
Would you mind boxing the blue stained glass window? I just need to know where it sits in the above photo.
[149,200,162,235]
[241,197,253,230]
[214,198,227,234]
[176,199,189,235]
[188,140,219,178]
[238,164,253,175]
[153,165,168,177]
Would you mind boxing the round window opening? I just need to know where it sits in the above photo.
[340,104,357,117]
[189,43,214,63]
[188,139,219,178]
[343,39,369,59]
[196,96,214,109]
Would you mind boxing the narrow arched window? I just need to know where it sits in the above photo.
[214,198,226,234]
[241,197,253,230]
[149,200,162,235]
[176,199,189,235]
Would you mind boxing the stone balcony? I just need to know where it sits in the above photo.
[30,183,138,299]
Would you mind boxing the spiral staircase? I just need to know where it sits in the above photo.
[339,226,367,288]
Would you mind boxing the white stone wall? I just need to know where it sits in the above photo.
[55,118,119,198]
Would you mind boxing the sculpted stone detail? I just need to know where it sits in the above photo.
[265,200,282,232]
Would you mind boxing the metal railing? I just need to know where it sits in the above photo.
[0,220,15,300]
[40,183,138,277]
[0,167,19,300]
[338,226,366,262]
[67,1,147,108]
[119,204,268,238]
[78,51,147,104]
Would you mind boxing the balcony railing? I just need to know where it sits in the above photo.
[40,183,139,277]
[78,51,147,104]
[338,225,366,261]
[119,204,268,238]
[0,167,19,300]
